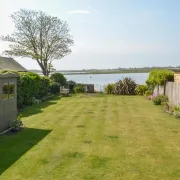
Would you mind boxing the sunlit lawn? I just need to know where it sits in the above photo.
[1,94,180,180]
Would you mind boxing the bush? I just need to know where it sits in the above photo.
[113,77,136,95]
[159,95,168,103]
[11,119,23,132]
[172,105,180,112]
[104,83,115,94]
[67,80,77,93]
[152,96,162,105]
[145,90,152,97]
[146,69,174,91]
[152,95,168,105]
[173,111,180,119]
[49,82,60,94]
[74,84,85,93]
[17,72,41,107]
[50,73,66,86]
[0,69,19,75]
[135,85,148,95]
[38,76,51,98]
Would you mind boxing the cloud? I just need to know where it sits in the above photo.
[87,5,100,13]
[68,10,90,14]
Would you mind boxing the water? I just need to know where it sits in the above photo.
[65,73,149,91]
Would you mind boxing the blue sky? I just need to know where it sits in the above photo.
[0,0,180,70]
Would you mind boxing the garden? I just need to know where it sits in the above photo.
[1,69,180,179]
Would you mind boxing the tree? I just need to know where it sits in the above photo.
[50,73,66,86]
[1,9,74,76]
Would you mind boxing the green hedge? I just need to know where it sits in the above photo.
[0,70,61,108]
[146,69,174,91]
[17,72,41,107]
[50,73,66,86]
[38,76,51,98]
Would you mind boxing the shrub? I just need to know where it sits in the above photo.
[173,111,180,119]
[172,105,180,112]
[153,96,162,105]
[50,73,66,86]
[104,83,115,94]
[11,119,23,132]
[67,80,77,93]
[152,95,168,105]
[17,72,41,107]
[49,82,60,94]
[74,84,85,93]
[146,69,174,91]
[113,77,136,95]
[38,76,51,98]
[159,95,168,103]
[0,69,19,75]
[135,85,148,95]
[145,90,152,97]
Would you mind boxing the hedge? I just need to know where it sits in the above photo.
[146,69,174,91]
[0,70,60,108]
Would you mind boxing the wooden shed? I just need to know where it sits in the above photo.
[0,74,19,132]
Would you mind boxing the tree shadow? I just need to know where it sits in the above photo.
[19,96,60,118]
[0,127,51,175]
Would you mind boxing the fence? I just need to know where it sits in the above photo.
[154,82,180,105]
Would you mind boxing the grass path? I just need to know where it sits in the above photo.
[1,95,180,179]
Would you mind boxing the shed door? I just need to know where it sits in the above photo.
[0,78,17,132]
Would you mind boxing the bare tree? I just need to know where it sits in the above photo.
[1,9,73,76]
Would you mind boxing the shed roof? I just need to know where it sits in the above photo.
[0,57,27,72]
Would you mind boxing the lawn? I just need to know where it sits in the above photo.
[1,94,180,180]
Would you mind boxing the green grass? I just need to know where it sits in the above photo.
[1,95,180,180]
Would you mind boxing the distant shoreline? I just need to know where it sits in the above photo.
[64,71,149,75]
[29,67,179,75]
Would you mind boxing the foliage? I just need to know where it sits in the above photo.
[146,69,174,91]
[159,95,169,103]
[113,77,136,95]
[153,96,162,105]
[104,83,115,94]
[17,72,41,107]
[152,95,169,105]
[38,76,51,98]
[50,73,66,86]
[11,119,23,132]
[0,69,19,75]
[49,82,60,94]
[74,84,85,93]
[67,80,77,93]
[145,90,152,97]
[172,105,180,112]
[173,111,180,119]
[41,93,54,101]
[135,85,148,95]
[0,70,60,107]
[1,9,73,76]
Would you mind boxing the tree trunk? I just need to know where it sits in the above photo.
[42,69,49,77]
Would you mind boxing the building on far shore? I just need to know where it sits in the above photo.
[0,56,27,72]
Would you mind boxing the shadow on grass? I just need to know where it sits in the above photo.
[19,96,60,118]
[0,127,51,175]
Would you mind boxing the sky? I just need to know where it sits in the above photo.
[0,0,180,70]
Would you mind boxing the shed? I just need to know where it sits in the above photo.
[0,74,19,132]
[0,56,27,72]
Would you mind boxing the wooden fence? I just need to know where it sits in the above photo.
[154,82,180,105]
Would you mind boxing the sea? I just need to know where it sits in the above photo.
[64,73,149,91]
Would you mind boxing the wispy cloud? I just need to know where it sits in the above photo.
[68,10,90,14]
[87,5,100,14]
